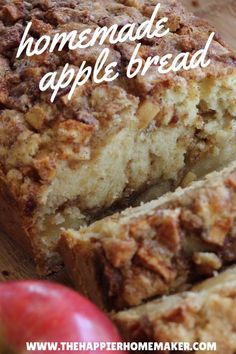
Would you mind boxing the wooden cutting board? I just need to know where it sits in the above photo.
[182,0,236,48]
[0,0,236,283]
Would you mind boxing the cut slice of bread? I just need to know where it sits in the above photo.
[60,161,236,310]
[113,266,236,354]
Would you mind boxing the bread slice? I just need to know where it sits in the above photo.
[60,161,236,310]
[1,0,236,274]
[113,266,236,354]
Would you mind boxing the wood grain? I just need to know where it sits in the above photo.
[0,0,236,283]
[0,234,70,284]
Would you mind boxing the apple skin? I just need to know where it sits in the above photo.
[0,281,126,354]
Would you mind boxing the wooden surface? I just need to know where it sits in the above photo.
[0,0,236,283]
[182,0,236,49]
[0,235,70,284]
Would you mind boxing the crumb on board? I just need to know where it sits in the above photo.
[191,0,199,7]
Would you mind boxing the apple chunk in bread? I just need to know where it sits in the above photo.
[60,162,236,310]
[0,0,236,274]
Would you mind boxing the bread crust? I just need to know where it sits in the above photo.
[0,173,33,255]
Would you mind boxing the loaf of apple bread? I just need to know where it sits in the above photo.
[1,0,236,274]
[113,266,236,354]
[60,161,236,310]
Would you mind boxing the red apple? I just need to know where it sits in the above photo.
[0,281,125,354]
